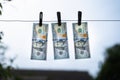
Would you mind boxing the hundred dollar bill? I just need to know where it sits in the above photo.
[52,23,67,40]
[73,22,90,59]
[31,23,48,60]
[53,40,69,59]
[52,23,69,59]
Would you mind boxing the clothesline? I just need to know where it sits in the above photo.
[0,20,120,22]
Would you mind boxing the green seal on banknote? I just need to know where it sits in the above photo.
[57,28,61,33]
[78,28,82,33]
[38,29,42,33]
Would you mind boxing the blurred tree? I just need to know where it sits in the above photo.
[0,0,12,15]
[96,44,120,80]
[0,32,21,80]
[0,3,2,15]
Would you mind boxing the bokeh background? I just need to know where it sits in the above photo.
[0,0,120,78]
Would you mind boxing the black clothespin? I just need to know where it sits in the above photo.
[78,11,82,25]
[57,12,61,26]
[39,12,43,26]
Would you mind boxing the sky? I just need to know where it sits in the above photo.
[0,0,120,78]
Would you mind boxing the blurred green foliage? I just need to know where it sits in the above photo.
[0,64,21,80]
[0,32,21,80]
[0,3,2,15]
[0,64,12,80]
[96,44,120,80]
[0,0,12,15]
